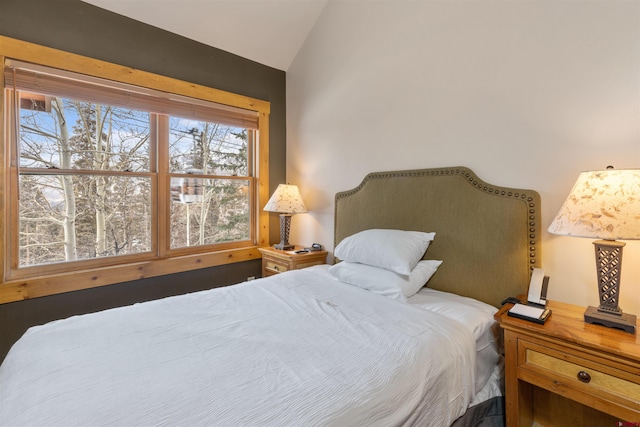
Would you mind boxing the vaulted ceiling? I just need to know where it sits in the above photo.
[82,0,328,71]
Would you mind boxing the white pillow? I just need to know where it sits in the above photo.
[329,260,443,301]
[334,229,436,275]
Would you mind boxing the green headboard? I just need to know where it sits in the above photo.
[334,167,541,308]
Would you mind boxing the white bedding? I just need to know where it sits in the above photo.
[407,287,501,394]
[0,265,476,427]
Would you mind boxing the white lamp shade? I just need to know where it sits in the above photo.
[264,184,307,214]
[548,168,640,240]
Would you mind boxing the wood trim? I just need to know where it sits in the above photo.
[157,115,170,259]
[257,111,270,248]
[0,36,270,115]
[0,246,262,303]
[0,56,5,285]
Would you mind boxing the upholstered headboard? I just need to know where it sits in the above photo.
[334,167,541,308]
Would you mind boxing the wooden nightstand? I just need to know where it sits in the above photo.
[496,299,640,426]
[258,246,328,277]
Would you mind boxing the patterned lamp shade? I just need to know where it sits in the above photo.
[264,184,307,214]
[548,167,640,333]
[548,168,640,240]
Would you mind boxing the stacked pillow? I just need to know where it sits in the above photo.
[330,229,442,301]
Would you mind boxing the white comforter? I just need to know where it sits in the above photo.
[0,266,476,427]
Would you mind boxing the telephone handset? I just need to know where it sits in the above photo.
[527,267,549,308]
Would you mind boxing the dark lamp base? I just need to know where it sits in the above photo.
[273,242,294,250]
[273,214,294,250]
[584,305,636,334]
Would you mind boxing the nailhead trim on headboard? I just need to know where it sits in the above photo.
[335,166,541,277]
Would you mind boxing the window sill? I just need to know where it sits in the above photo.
[0,246,263,304]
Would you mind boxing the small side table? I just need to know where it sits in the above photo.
[258,246,328,277]
[495,299,640,426]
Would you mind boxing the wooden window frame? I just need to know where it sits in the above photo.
[0,36,270,304]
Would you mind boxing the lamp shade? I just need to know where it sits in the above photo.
[263,184,307,214]
[548,168,640,240]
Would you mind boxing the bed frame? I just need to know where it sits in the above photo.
[335,166,541,308]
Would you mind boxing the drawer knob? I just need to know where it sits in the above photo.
[577,371,591,383]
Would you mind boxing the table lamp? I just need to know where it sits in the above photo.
[548,167,640,333]
[264,184,307,250]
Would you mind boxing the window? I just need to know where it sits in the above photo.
[0,37,270,302]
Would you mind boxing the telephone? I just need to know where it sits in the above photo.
[295,244,323,254]
[507,268,551,324]
[527,267,549,308]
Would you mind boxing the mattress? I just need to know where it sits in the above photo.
[407,287,501,394]
[0,265,477,427]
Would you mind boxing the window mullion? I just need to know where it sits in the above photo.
[156,114,169,258]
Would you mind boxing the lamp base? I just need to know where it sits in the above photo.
[584,305,636,334]
[272,214,294,250]
[272,242,294,251]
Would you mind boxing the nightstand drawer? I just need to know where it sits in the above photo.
[265,259,289,274]
[518,339,640,412]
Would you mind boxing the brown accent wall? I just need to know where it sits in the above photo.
[0,0,285,362]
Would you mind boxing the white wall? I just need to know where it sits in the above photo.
[286,0,640,313]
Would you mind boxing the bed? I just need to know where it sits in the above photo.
[0,166,541,426]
